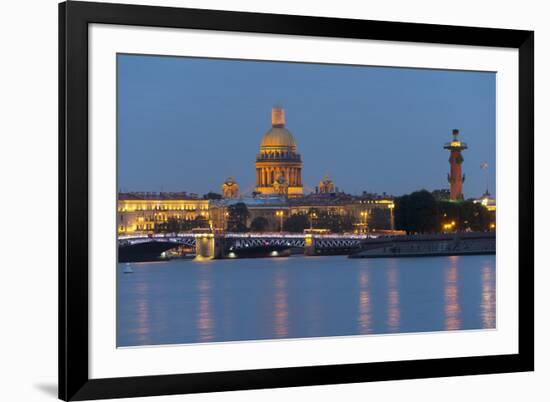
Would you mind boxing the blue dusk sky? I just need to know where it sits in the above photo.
[117,54,496,199]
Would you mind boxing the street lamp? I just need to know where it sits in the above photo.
[223,210,229,232]
[275,210,284,233]
[309,212,317,231]
[388,203,395,231]
[442,221,456,232]
[360,210,369,233]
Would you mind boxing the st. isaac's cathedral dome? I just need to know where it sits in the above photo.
[260,127,297,149]
[259,107,297,150]
[255,107,303,197]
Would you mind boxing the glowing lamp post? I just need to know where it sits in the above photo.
[360,211,369,233]
[223,210,229,231]
[275,210,284,233]
[309,212,317,231]
[388,203,395,231]
[442,221,456,232]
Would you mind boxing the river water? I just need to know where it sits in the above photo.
[117,254,495,347]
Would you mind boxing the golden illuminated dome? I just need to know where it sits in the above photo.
[260,107,297,150]
[260,127,297,149]
[255,106,303,198]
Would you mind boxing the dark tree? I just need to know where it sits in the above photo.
[155,215,210,233]
[283,213,309,233]
[227,202,249,232]
[397,189,495,234]
[368,208,391,230]
[394,194,410,234]
[460,201,491,232]
[314,211,355,233]
[409,190,439,233]
[165,218,179,233]
[395,190,438,234]
[192,215,210,229]
[250,216,269,232]
[154,217,181,234]
[438,200,461,229]
[432,189,451,201]
[438,200,491,232]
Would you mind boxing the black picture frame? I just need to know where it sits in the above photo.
[59,1,534,400]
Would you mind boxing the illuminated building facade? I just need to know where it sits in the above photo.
[474,190,497,230]
[319,175,335,194]
[474,190,496,212]
[444,129,468,200]
[117,192,210,234]
[222,177,239,199]
[255,107,303,197]
[215,193,396,233]
[288,193,395,232]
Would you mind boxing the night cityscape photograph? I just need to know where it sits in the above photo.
[116,54,496,347]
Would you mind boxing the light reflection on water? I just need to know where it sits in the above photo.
[273,269,289,338]
[481,265,496,328]
[117,255,496,347]
[357,270,372,334]
[197,268,214,342]
[134,281,151,345]
[386,262,400,332]
[445,256,461,331]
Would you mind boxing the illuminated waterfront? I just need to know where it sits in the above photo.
[117,254,495,347]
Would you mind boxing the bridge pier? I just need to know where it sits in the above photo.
[195,234,225,260]
[304,234,317,256]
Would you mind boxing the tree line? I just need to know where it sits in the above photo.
[154,215,210,233]
[394,190,494,234]
[154,202,395,234]
[227,204,390,233]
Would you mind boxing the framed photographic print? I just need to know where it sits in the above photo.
[59,1,534,400]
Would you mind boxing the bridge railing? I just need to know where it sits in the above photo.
[119,232,377,242]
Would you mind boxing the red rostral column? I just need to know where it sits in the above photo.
[444,129,468,200]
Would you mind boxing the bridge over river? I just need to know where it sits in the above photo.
[118,233,371,261]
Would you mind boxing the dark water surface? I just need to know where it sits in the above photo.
[117,255,495,347]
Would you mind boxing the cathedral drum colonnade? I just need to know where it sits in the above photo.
[255,107,304,197]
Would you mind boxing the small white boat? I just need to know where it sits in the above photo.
[123,264,134,274]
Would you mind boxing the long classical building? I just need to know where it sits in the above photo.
[117,192,210,234]
[117,189,396,235]
[216,192,396,233]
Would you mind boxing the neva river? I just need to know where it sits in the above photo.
[117,255,496,347]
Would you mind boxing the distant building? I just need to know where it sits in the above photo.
[222,177,239,199]
[288,193,395,232]
[117,192,210,234]
[473,190,496,212]
[432,189,451,201]
[211,195,289,232]
[319,175,335,194]
[255,107,303,197]
[210,192,395,233]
